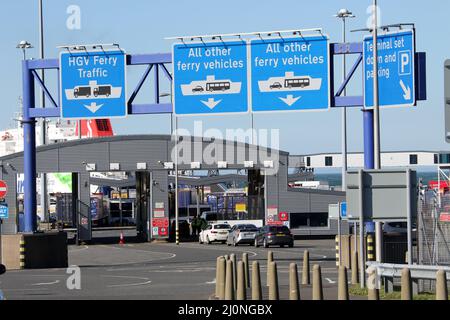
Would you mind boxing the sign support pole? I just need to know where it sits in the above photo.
[174,116,179,245]
[406,169,413,265]
[358,169,365,288]
[22,60,37,233]
[338,202,342,267]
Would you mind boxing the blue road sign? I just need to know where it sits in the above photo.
[250,35,330,112]
[0,203,8,219]
[340,202,347,219]
[364,30,415,108]
[60,49,127,119]
[173,41,248,115]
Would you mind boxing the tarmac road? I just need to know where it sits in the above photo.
[0,235,359,300]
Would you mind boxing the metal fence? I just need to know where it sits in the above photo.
[417,187,450,292]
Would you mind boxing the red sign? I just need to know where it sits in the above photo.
[267,220,284,226]
[159,227,168,236]
[429,181,450,189]
[152,217,169,228]
[440,213,450,223]
[279,212,289,221]
[0,180,8,199]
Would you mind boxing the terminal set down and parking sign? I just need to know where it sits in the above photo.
[59,49,127,119]
[364,30,415,108]
[173,41,249,115]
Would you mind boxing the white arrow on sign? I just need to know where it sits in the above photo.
[201,98,222,110]
[84,102,104,113]
[279,95,301,107]
[399,80,411,100]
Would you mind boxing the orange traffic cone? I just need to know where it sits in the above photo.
[119,232,125,245]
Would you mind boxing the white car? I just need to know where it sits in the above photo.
[199,223,231,244]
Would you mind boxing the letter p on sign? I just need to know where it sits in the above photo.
[399,51,412,76]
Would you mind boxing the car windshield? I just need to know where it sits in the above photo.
[237,224,258,231]
[214,224,230,230]
[268,226,290,233]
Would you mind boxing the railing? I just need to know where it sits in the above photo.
[366,261,450,280]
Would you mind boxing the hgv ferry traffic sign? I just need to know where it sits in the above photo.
[59,48,127,119]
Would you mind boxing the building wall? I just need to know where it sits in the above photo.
[302,151,438,169]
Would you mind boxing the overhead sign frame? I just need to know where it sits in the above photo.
[59,47,128,119]
[363,29,416,109]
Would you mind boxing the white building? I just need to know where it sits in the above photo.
[296,151,439,170]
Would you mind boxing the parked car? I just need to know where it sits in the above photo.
[383,221,417,240]
[254,225,294,248]
[200,211,218,223]
[199,223,231,244]
[226,224,258,246]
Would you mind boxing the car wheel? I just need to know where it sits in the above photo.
[263,238,269,248]
[254,239,259,248]
[280,245,284,248]
[288,243,294,248]
[233,239,238,247]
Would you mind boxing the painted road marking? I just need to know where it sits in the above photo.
[101,275,152,288]
[31,280,60,286]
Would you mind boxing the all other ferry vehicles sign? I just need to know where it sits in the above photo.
[250,35,330,112]
[364,29,416,108]
[173,40,249,115]
[59,48,127,119]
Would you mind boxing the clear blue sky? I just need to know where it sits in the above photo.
[0,0,448,155]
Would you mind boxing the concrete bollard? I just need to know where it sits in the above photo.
[251,261,262,300]
[401,268,412,300]
[236,261,247,300]
[367,268,380,300]
[312,264,323,300]
[218,257,226,300]
[225,260,235,300]
[230,253,237,291]
[302,250,310,285]
[338,266,349,300]
[216,257,225,298]
[289,263,300,300]
[242,253,250,288]
[351,250,359,285]
[266,251,273,286]
[268,261,279,300]
[436,270,448,300]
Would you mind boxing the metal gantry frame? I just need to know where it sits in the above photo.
[20,40,425,233]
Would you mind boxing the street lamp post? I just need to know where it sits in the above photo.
[16,41,33,60]
[38,0,49,225]
[334,8,355,192]
[335,9,356,268]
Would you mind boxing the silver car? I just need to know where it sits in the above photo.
[226,224,258,246]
